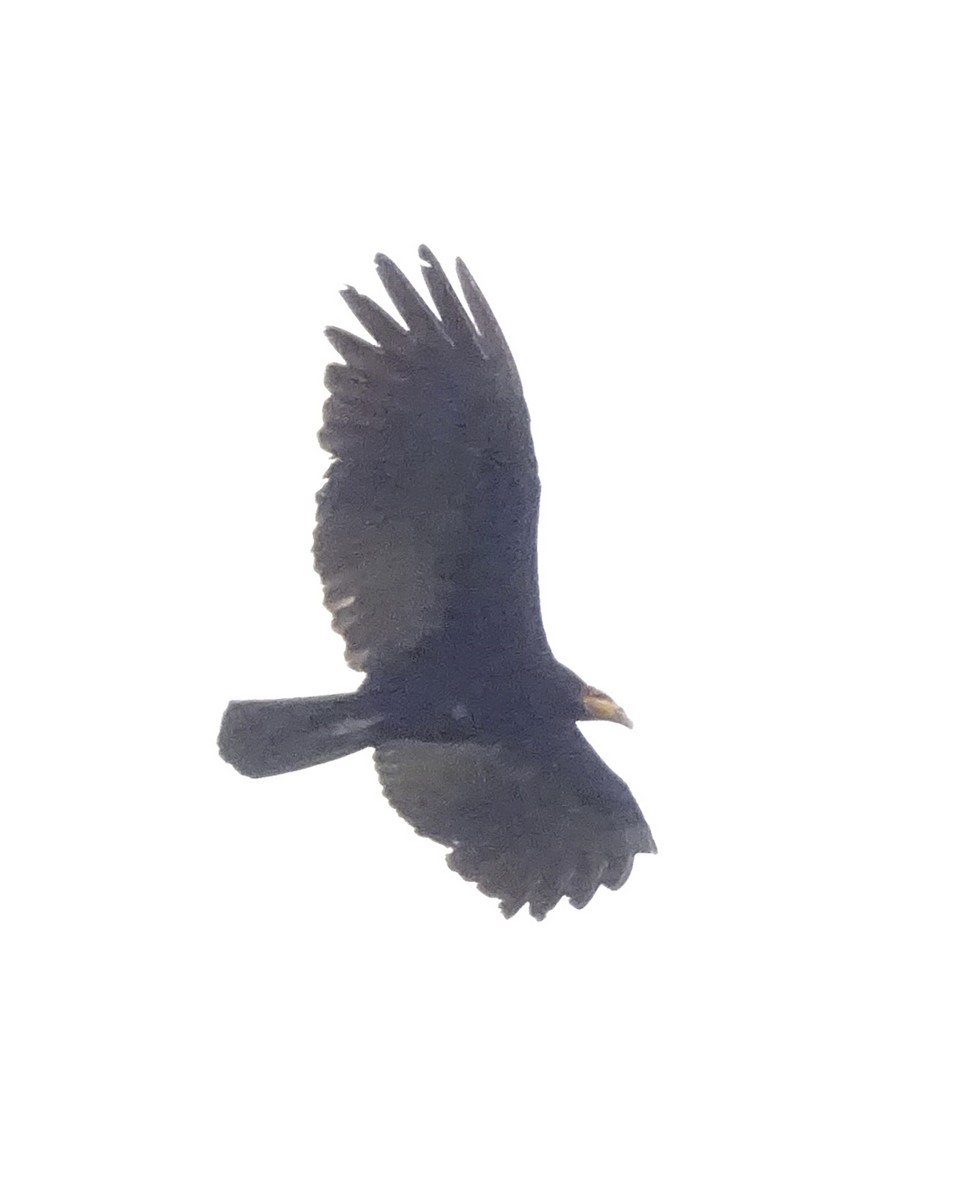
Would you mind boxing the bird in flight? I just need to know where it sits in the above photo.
[218,247,655,919]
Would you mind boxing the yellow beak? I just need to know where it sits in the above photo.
[582,688,633,728]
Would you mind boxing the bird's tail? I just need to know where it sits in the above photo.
[218,693,382,779]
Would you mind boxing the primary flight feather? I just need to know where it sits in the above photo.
[218,246,655,919]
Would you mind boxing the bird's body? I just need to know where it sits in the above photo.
[219,247,654,919]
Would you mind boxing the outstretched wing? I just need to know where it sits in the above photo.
[373,729,655,919]
[315,246,545,674]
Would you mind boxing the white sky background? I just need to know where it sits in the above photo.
[2,2,976,1196]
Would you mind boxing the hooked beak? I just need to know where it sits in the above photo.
[582,685,633,728]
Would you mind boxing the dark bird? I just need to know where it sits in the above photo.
[218,247,655,919]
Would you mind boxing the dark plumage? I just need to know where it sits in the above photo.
[218,247,655,919]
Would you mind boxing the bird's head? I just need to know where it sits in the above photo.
[579,681,633,729]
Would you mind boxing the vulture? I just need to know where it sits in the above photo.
[218,247,655,918]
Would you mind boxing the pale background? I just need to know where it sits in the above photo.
[2,2,976,1197]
